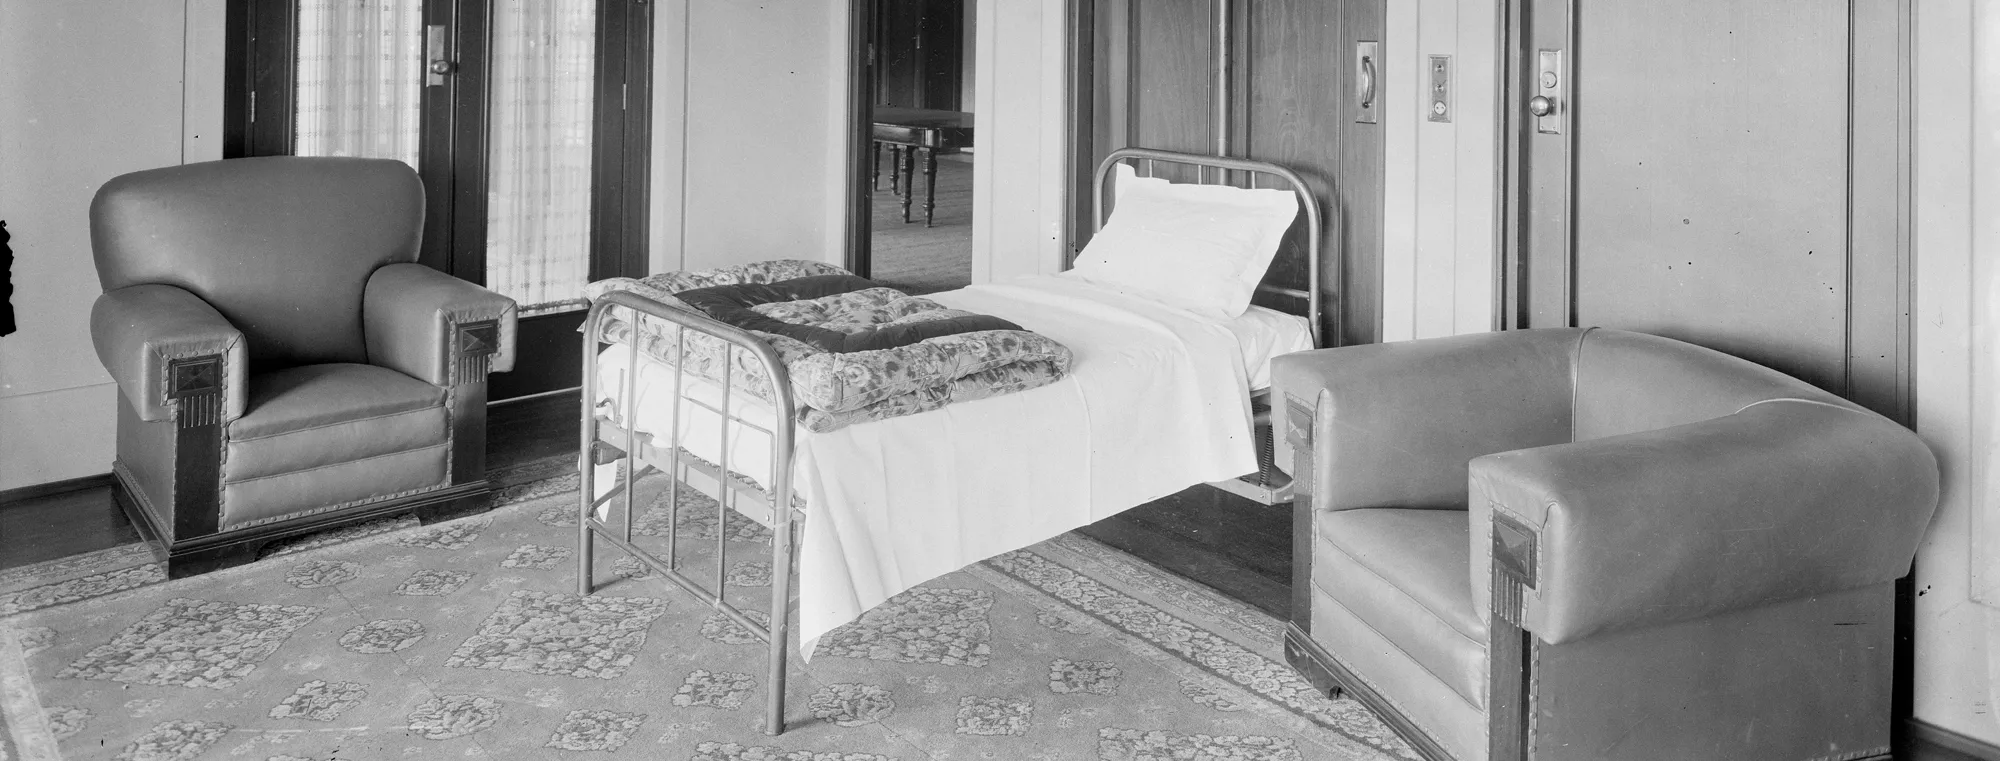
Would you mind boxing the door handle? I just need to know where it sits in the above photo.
[1534,49,1564,134]
[1360,56,1377,108]
[1355,41,1379,124]
[426,24,451,86]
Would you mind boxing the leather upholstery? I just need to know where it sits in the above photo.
[221,441,449,529]
[1310,588,1488,761]
[91,156,424,371]
[224,364,447,484]
[91,284,249,423]
[87,156,517,568]
[1526,582,1893,761]
[1470,398,1937,644]
[1314,508,1486,708]
[113,393,179,529]
[1273,327,1941,761]
[1570,327,1855,441]
[1271,329,1577,513]
[365,263,519,383]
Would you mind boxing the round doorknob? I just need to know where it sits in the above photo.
[430,59,456,76]
[1528,95,1555,117]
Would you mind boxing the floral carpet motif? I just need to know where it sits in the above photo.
[812,588,994,667]
[0,472,1412,760]
[445,590,670,679]
[56,598,320,689]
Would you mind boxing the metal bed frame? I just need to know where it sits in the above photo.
[575,147,1331,736]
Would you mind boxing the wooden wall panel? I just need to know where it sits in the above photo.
[1085,0,1385,346]
[1130,0,1216,179]
[1572,2,1851,392]
[1508,0,1911,419]
[1243,0,1383,346]
[1243,2,1341,339]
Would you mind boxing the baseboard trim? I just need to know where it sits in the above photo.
[1908,719,2000,761]
[0,472,114,507]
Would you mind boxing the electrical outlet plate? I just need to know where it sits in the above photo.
[1428,55,1452,123]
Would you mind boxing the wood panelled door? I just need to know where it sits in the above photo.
[1505,0,1911,420]
[1081,0,1386,348]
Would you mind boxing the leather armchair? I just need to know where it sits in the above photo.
[89,156,517,577]
[1271,328,1938,761]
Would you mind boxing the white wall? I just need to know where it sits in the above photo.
[1911,0,2000,746]
[648,0,851,275]
[968,0,1068,282]
[0,0,224,491]
[1380,0,1500,343]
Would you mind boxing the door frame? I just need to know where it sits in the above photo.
[844,0,874,278]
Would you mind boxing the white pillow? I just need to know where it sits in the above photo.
[1066,163,1299,319]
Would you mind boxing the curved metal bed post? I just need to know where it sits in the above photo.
[576,290,801,735]
[1087,146,1339,348]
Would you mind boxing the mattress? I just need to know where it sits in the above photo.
[591,274,1312,654]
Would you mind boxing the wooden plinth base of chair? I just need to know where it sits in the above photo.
[111,470,490,579]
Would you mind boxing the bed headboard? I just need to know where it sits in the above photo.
[1083,147,1336,349]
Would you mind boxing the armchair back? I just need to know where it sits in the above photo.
[1570,328,1857,441]
[90,156,424,370]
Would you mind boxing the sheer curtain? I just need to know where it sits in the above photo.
[486,0,597,312]
[295,0,423,167]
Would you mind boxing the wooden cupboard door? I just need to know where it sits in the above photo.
[1508,0,1910,418]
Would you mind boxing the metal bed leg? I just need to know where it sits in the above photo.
[577,455,596,596]
[765,520,795,735]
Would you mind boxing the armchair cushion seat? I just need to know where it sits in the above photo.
[224,363,448,485]
[1315,508,1485,710]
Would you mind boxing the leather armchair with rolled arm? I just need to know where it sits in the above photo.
[89,156,517,577]
[1271,328,1938,761]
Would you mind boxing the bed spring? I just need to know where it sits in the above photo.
[577,289,803,736]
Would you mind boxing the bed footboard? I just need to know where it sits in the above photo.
[577,290,803,736]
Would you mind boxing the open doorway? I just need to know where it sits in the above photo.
[851,0,977,295]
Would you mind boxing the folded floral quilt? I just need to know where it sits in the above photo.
[586,261,1073,432]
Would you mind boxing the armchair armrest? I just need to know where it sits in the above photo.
[91,284,247,424]
[1271,329,1582,512]
[1469,399,1939,644]
[363,263,518,386]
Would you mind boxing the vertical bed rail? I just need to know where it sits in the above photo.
[577,290,800,735]
[1089,146,1338,348]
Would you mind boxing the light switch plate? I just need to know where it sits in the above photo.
[1428,55,1452,123]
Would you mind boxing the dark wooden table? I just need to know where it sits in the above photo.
[872,107,973,227]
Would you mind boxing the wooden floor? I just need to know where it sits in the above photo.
[0,391,1292,620]
[867,153,973,295]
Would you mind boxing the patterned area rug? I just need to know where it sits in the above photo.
[0,471,1415,761]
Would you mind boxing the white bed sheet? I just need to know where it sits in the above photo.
[593,274,1283,656]
[1229,304,1313,390]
